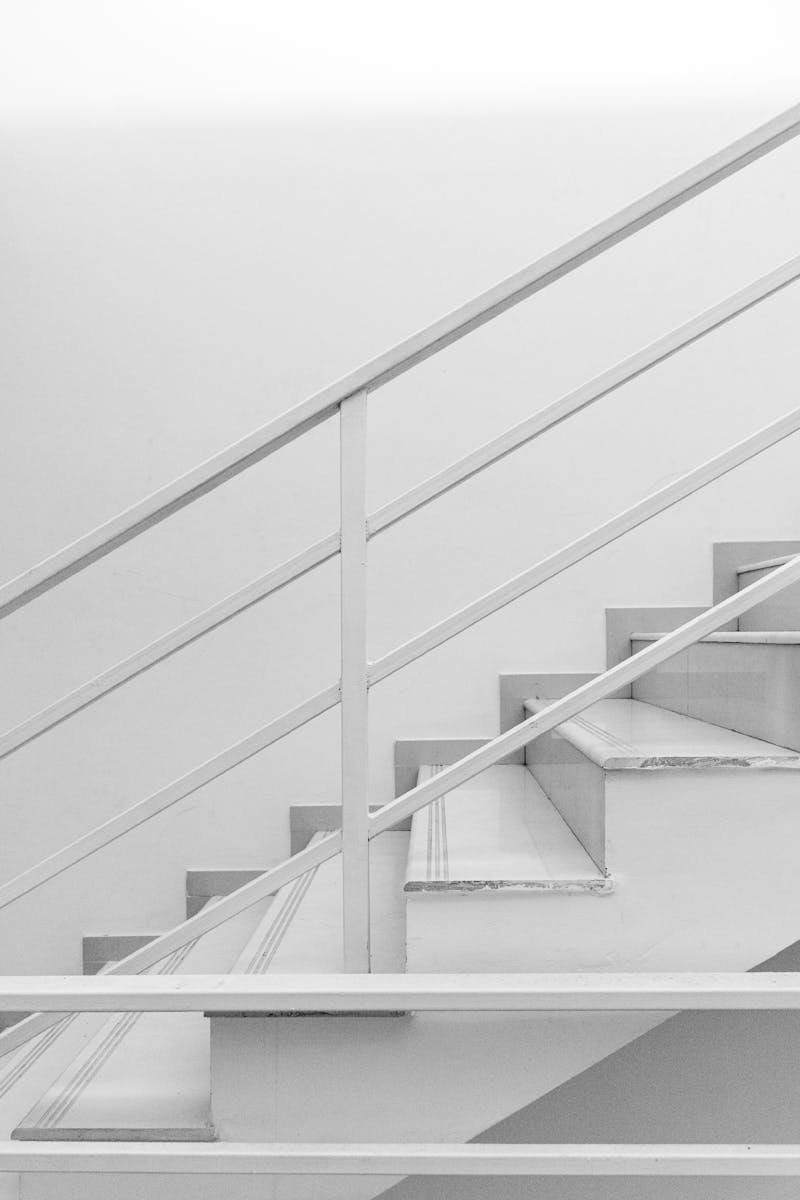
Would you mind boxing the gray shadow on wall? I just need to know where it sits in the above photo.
[380,937,800,1200]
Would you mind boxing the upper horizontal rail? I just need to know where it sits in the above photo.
[369,551,800,834]
[2,101,799,621]
[369,405,800,684]
[2,971,800,1012]
[1,1141,799,1177]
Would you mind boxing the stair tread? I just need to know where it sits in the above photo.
[404,765,609,892]
[234,831,409,974]
[12,899,270,1142]
[523,698,800,769]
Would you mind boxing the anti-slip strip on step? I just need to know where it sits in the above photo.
[9,894,278,1143]
[0,1016,75,1102]
[524,698,800,770]
[242,866,320,974]
[19,942,198,1136]
[232,832,327,975]
[425,766,449,884]
[405,765,610,894]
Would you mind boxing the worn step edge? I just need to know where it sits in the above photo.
[404,766,611,895]
[524,698,800,771]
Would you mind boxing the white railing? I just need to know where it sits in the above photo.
[1,1141,799,1176]
[2,971,800,1011]
[3,254,799,764]
[1,100,800,983]
[2,556,800,1060]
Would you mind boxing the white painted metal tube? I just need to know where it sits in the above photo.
[4,256,799,767]
[0,684,340,913]
[369,254,800,535]
[1,972,800,1013]
[0,1142,799,1175]
[2,554,799,1058]
[2,102,798,621]
[339,392,371,972]
[369,405,800,685]
[0,830,345,1058]
[0,533,340,762]
[370,551,800,834]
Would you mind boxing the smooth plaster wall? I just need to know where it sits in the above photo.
[2,104,800,968]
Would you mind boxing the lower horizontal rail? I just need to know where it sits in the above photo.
[1,972,800,1012]
[1,1142,800,1175]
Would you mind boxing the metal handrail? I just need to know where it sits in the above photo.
[1,102,799,623]
[2,553,799,1059]
[3,409,799,915]
[2,255,799,763]
[2,971,800,1012]
[3,99,800,977]
[1,1141,799,1177]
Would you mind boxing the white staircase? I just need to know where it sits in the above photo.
[7,536,800,1199]
[4,101,800,1195]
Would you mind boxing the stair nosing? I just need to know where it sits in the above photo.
[524,697,800,770]
[404,765,610,893]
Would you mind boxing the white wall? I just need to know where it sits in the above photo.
[2,103,800,969]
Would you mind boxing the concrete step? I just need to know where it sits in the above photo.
[406,700,800,974]
[233,830,409,974]
[12,898,270,1143]
[737,554,800,630]
[404,763,612,973]
[525,697,800,869]
[404,765,610,894]
[628,633,800,750]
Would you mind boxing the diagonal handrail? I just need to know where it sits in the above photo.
[2,408,799,913]
[0,684,340,912]
[3,255,799,763]
[368,254,800,535]
[1,551,798,1059]
[1,103,799,622]
[0,534,340,762]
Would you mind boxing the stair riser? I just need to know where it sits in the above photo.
[406,769,800,972]
[525,734,606,869]
[605,607,707,677]
[737,567,800,631]
[631,640,800,750]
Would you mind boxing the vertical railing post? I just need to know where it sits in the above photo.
[339,389,370,972]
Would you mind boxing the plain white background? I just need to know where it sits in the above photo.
[1,1,800,970]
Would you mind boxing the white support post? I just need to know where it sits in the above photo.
[339,390,370,972]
